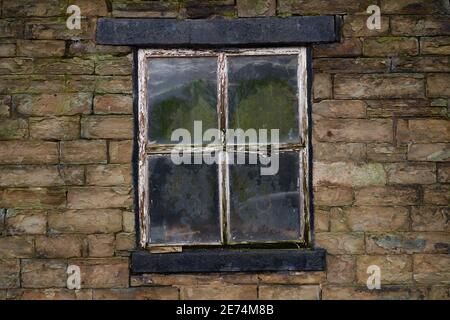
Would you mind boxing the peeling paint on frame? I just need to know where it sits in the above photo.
[137,47,310,249]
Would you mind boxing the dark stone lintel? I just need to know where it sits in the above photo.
[96,16,339,47]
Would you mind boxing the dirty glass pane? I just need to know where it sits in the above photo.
[147,57,218,144]
[227,55,299,144]
[228,151,301,243]
[148,154,221,245]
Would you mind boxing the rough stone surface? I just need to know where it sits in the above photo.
[237,0,276,17]
[315,233,365,254]
[0,166,84,187]
[81,116,133,139]
[411,207,449,232]
[60,140,107,164]
[258,285,320,300]
[109,140,133,164]
[314,186,353,206]
[88,234,115,257]
[5,209,47,235]
[93,287,179,300]
[385,163,437,184]
[314,119,393,142]
[365,232,449,254]
[0,141,59,164]
[0,0,448,301]
[313,73,332,100]
[0,188,66,209]
[313,100,366,118]
[367,143,407,162]
[330,206,410,232]
[67,187,132,209]
[408,143,450,161]
[0,236,34,258]
[363,37,418,56]
[0,259,20,288]
[420,37,450,55]
[21,259,67,288]
[356,255,413,285]
[334,74,424,99]
[180,285,257,300]
[413,254,450,284]
[86,165,132,186]
[14,93,92,116]
[70,258,129,289]
[423,185,450,205]
[398,119,450,143]
[313,142,365,161]
[355,186,419,206]
[343,15,390,37]
[391,15,450,36]
[314,162,386,187]
[326,255,355,284]
[29,116,80,140]
[35,235,84,258]
[93,95,132,114]
[427,74,450,97]
[48,209,123,234]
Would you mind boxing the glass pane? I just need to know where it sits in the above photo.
[148,154,221,245]
[228,55,299,144]
[147,57,218,144]
[228,151,301,243]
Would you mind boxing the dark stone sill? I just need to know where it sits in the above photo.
[131,248,326,273]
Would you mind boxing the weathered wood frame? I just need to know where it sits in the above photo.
[137,48,310,249]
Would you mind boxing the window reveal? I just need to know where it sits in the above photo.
[137,48,310,248]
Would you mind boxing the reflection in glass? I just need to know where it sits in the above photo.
[147,57,218,144]
[228,152,301,243]
[148,154,221,245]
[228,55,299,143]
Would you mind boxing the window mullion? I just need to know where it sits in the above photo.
[217,52,229,245]
[217,52,228,143]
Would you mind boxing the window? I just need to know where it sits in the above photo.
[137,48,310,249]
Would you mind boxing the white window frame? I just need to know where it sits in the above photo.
[137,48,310,248]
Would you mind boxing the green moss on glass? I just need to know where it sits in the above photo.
[150,79,217,143]
[230,77,298,142]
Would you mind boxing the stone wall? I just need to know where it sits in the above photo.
[0,0,448,300]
